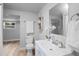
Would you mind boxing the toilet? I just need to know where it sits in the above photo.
[26,35,34,56]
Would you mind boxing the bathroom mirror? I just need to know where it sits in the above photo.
[49,3,68,36]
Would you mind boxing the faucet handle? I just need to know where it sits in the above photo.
[58,41,65,48]
[52,36,55,40]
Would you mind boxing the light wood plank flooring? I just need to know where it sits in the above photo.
[3,41,27,56]
[3,41,35,56]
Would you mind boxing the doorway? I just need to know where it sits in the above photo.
[3,14,21,56]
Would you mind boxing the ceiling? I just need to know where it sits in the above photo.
[4,3,47,14]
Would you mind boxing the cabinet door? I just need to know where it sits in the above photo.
[0,4,4,55]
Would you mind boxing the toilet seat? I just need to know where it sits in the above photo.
[26,43,34,49]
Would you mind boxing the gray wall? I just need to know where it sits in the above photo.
[3,21,20,41]
[3,8,37,47]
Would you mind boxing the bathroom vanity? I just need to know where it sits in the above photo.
[34,4,72,56]
[35,39,72,56]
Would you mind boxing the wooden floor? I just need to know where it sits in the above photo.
[3,41,28,56]
[3,41,35,56]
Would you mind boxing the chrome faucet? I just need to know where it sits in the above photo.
[58,41,65,48]
[51,36,55,43]
[51,36,65,48]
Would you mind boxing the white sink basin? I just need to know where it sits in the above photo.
[35,40,72,56]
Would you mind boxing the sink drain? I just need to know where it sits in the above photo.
[49,49,53,51]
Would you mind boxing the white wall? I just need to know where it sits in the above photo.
[0,4,4,55]
[69,3,79,21]
[3,8,37,47]
[38,3,57,40]
[38,3,57,32]
[67,3,79,49]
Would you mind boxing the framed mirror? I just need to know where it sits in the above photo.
[49,3,68,36]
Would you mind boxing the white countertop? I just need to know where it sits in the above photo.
[35,40,72,56]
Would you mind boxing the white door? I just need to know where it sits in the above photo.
[0,4,4,55]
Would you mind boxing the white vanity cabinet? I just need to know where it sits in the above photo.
[35,40,72,56]
[35,41,46,56]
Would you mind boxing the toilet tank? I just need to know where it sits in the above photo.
[26,35,34,43]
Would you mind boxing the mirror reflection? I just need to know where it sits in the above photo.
[49,3,68,36]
